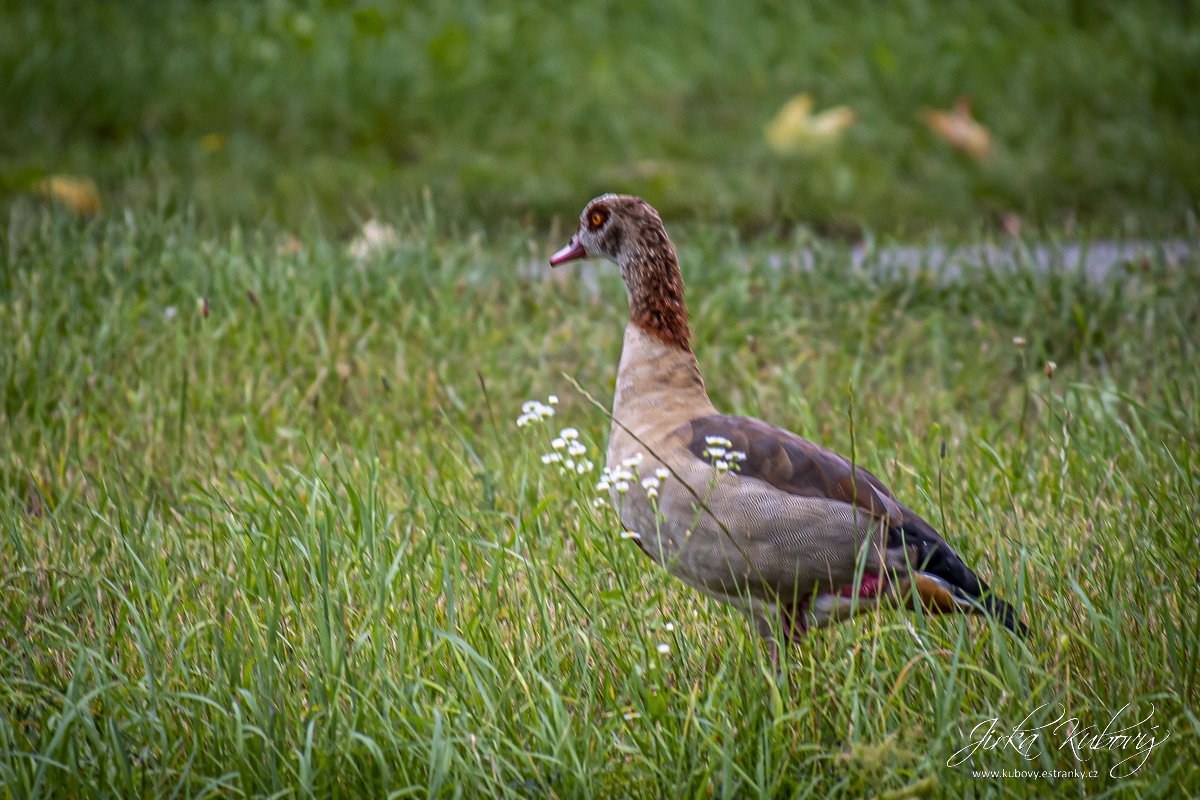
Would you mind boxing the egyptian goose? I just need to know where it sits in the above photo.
[550,194,1026,662]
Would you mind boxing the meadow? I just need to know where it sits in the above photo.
[1,199,1198,796]
[3,0,1200,796]
[2,0,1198,232]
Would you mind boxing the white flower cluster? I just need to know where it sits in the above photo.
[593,453,671,508]
[702,435,746,472]
[540,426,595,475]
[515,395,558,427]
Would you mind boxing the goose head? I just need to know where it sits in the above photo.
[551,194,658,266]
[550,194,690,350]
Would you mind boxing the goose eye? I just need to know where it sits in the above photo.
[588,210,607,230]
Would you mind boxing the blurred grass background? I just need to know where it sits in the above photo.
[2,0,1198,233]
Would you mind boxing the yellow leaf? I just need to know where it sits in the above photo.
[810,106,857,138]
[922,97,991,160]
[40,175,101,215]
[765,93,855,154]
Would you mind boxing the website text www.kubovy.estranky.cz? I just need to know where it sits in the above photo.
[972,769,1100,779]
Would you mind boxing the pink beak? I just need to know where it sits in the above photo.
[549,235,587,266]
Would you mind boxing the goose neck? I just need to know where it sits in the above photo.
[618,239,691,352]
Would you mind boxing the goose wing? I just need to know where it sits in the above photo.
[680,414,902,524]
[674,414,1026,634]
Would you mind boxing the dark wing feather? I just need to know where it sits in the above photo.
[678,414,903,523]
[890,508,1028,635]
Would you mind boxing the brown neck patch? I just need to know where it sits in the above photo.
[616,212,691,351]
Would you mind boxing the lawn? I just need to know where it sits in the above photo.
[2,0,1198,232]
[1,200,1198,796]
[3,0,1200,796]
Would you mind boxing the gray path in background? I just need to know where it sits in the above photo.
[846,239,1193,282]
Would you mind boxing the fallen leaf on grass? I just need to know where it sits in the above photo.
[40,175,102,214]
[922,97,991,160]
[1001,212,1022,237]
[349,219,399,261]
[765,94,856,154]
[276,233,304,256]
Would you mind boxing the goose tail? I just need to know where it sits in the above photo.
[890,514,1028,637]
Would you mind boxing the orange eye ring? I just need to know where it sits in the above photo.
[590,212,604,227]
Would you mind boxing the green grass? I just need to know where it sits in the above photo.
[2,0,1199,232]
[4,2,1199,794]
[2,200,1199,796]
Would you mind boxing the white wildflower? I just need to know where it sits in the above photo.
[518,399,556,425]
[715,460,729,471]
[596,479,611,492]
[612,468,633,482]
[551,438,566,450]
[641,477,660,490]
[621,453,644,468]
[564,459,575,470]
[646,487,658,500]
[592,497,608,508]
[655,468,670,480]
[164,306,177,320]
[580,460,594,473]
[623,711,638,721]
[727,450,746,461]
[567,442,587,457]
[541,454,553,465]
[664,622,675,632]
[615,481,630,493]
[620,530,642,540]
[703,446,726,458]
[548,395,558,405]
[656,643,670,655]
[560,427,579,440]
[704,436,732,447]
